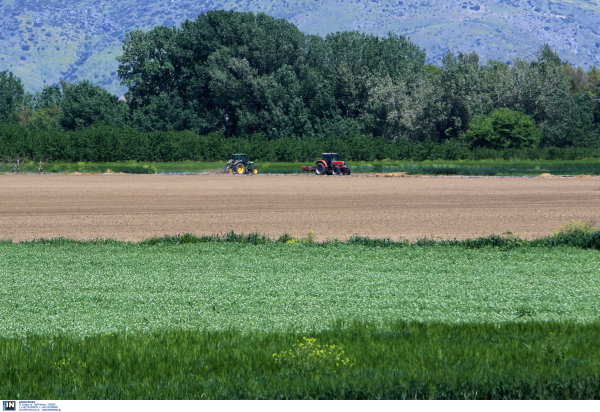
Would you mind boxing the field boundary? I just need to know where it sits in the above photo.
[2,230,599,250]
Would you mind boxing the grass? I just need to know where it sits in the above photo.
[2,159,600,175]
[346,159,600,176]
[1,234,600,398]
[2,322,600,399]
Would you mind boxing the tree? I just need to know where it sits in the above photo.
[428,51,483,142]
[129,92,194,132]
[0,71,25,123]
[117,25,180,110]
[322,31,426,134]
[16,84,63,129]
[117,11,428,139]
[465,108,540,149]
[594,79,600,127]
[365,75,433,140]
[506,45,570,124]
[118,11,308,135]
[245,64,313,139]
[33,84,63,110]
[59,81,128,130]
[540,92,599,148]
[17,106,61,129]
[479,60,511,111]
[589,67,600,97]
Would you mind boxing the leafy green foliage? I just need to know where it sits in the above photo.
[17,106,61,129]
[70,14,600,147]
[32,84,64,111]
[430,52,482,141]
[466,108,541,149]
[117,11,428,140]
[1,121,598,164]
[1,238,600,337]
[541,92,600,148]
[0,71,24,123]
[59,81,128,130]
[2,322,600,399]
[1,11,600,156]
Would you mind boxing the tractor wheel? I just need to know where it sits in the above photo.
[223,164,232,174]
[332,165,341,175]
[234,163,246,174]
[250,165,259,175]
[342,166,351,175]
[315,162,326,175]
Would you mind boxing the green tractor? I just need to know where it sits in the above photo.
[223,154,259,175]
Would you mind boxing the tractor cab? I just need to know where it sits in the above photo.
[231,154,248,164]
[321,153,339,166]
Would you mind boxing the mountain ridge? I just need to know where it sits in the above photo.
[1,0,599,95]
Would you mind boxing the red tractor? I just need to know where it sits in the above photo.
[302,153,351,176]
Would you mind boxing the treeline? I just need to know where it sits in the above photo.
[1,10,600,162]
[0,123,598,162]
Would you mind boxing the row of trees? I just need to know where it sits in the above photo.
[1,123,597,163]
[1,10,599,160]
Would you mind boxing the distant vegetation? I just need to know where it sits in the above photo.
[0,10,599,165]
[1,124,599,165]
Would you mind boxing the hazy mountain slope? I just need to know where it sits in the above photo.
[1,0,599,95]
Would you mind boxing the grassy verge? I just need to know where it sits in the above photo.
[1,159,600,175]
[346,159,600,176]
[2,322,600,399]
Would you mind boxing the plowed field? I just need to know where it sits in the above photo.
[1,174,599,241]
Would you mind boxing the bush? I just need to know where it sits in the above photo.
[466,108,541,150]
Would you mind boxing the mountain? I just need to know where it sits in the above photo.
[1,0,599,95]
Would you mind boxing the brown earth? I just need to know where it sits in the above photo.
[1,173,599,242]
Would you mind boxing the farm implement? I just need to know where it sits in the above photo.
[223,154,259,174]
[302,153,351,175]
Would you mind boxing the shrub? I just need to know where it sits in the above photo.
[556,219,596,236]
[466,108,541,150]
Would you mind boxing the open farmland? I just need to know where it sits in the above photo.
[1,239,600,399]
[2,173,600,399]
[1,174,600,242]
[1,241,600,336]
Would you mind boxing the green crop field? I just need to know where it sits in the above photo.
[1,234,600,398]
[2,240,600,336]
[3,322,600,399]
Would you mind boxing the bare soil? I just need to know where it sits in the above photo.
[1,174,599,242]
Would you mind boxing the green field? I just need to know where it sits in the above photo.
[3,322,600,399]
[2,240,600,336]
[2,158,600,176]
[2,235,600,398]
